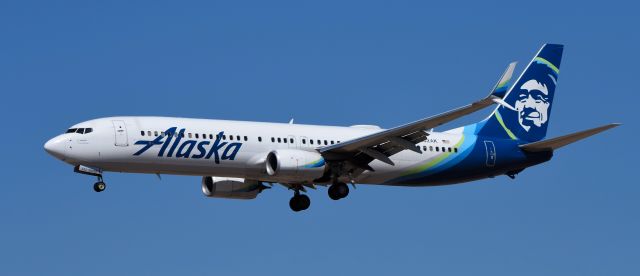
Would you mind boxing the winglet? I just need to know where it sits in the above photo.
[490,61,517,98]
[519,123,621,152]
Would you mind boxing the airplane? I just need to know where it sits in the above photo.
[44,44,619,212]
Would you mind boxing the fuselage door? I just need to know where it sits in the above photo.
[112,120,129,147]
[484,140,496,167]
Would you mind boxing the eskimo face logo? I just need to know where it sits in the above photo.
[515,79,550,131]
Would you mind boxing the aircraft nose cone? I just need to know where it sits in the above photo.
[44,136,67,160]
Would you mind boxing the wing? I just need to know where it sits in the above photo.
[318,62,517,174]
[320,95,495,165]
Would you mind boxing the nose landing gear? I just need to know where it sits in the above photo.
[74,165,106,193]
[93,181,106,192]
[93,175,106,192]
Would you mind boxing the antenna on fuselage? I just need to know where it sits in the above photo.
[289,118,294,124]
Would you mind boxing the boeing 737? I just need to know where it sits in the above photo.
[44,44,619,212]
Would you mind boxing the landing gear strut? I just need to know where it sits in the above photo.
[289,190,311,212]
[328,183,349,200]
[93,175,106,192]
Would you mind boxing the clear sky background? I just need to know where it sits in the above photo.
[1,0,637,275]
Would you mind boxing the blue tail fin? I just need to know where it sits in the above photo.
[476,44,564,142]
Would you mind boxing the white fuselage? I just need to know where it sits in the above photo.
[45,116,466,185]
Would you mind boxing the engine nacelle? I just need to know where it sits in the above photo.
[201,177,267,200]
[265,149,326,183]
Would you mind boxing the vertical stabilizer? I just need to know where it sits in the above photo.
[476,44,564,142]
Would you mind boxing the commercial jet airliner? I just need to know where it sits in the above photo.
[45,44,619,211]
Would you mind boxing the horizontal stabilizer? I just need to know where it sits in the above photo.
[519,123,620,152]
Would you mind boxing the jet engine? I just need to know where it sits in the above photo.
[265,149,326,183]
[201,177,268,200]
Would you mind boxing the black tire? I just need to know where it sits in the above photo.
[328,183,349,200]
[93,182,106,192]
[297,194,311,210]
[289,196,301,212]
[337,184,349,198]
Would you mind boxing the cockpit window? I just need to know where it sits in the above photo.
[66,127,92,134]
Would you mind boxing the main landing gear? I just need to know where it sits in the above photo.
[328,183,349,200]
[93,175,106,193]
[289,190,311,212]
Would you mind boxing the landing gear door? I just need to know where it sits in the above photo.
[112,120,129,147]
[484,140,496,167]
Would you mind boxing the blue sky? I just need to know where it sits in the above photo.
[1,0,638,275]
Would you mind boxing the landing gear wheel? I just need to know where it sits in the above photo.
[93,182,106,192]
[297,194,310,210]
[289,194,311,212]
[328,183,349,200]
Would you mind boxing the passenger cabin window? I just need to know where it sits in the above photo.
[283,138,288,144]
[147,131,152,136]
[154,131,159,137]
[258,137,262,142]
[271,137,275,143]
[277,138,281,143]
[244,136,248,141]
[229,135,234,141]
[310,140,314,145]
[141,131,145,136]
[195,133,199,139]
[289,138,294,143]
[454,148,458,153]
[302,139,306,144]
